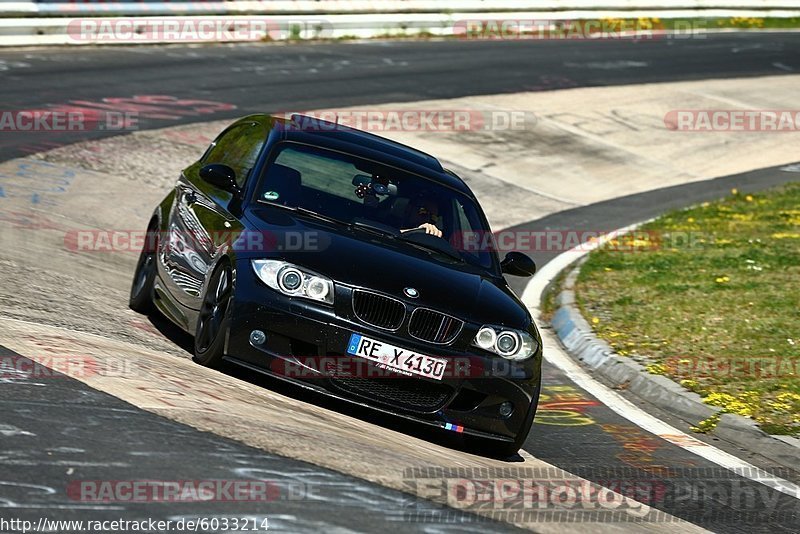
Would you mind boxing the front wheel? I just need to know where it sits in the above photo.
[194,262,233,368]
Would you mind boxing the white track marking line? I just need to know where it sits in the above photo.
[521,224,800,500]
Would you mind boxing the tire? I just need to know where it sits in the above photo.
[128,224,158,314]
[193,262,233,368]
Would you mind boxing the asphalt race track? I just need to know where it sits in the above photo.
[2,33,799,161]
[1,34,800,532]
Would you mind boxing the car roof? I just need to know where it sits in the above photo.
[256,114,474,197]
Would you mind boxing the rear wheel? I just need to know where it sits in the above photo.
[194,262,233,368]
[129,225,158,314]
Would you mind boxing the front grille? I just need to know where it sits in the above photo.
[408,308,464,344]
[330,376,452,412]
[352,290,405,330]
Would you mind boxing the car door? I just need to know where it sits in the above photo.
[161,119,267,311]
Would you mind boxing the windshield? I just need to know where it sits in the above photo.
[254,142,497,271]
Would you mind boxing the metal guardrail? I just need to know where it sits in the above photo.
[3,1,800,17]
[1,2,799,47]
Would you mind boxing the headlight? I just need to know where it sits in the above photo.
[496,331,519,356]
[251,260,334,304]
[278,267,303,293]
[475,326,497,350]
[472,325,537,361]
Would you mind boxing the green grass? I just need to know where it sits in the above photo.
[575,184,800,436]
[640,16,800,30]
[710,16,800,29]
[540,265,570,323]
[256,16,800,44]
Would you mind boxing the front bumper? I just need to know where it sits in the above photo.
[225,260,542,443]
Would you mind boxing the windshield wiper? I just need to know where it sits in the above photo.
[397,233,465,262]
[349,218,400,238]
[294,207,350,227]
[263,202,350,227]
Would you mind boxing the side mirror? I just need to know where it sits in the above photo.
[501,252,536,277]
[200,164,240,195]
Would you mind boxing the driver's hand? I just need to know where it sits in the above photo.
[417,223,443,238]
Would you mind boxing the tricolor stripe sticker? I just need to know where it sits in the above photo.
[444,423,464,433]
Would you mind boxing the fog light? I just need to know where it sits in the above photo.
[499,401,514,418]
[250,330,267,346]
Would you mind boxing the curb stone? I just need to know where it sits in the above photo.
[551,258,800,471]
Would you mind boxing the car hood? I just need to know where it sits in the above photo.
[243,208,530,327]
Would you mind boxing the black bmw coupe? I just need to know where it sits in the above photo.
[130,114,542,455]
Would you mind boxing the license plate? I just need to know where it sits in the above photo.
[346,333,448,381]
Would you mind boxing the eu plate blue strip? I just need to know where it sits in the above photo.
[347,333,362,355]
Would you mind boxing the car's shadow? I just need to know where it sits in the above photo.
[143,312,525,462]
[146,312,195,353]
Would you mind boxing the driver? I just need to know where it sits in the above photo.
[401,196,443,238]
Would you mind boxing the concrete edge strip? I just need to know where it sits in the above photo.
[520,224,800,499]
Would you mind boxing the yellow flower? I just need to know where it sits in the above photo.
[768,401,793,413]
[731,188,739,195]
[777,392,800,403]
[745,195,754,202]
[726,401,753,417]
[715,276,730,283]
[591,317,600,325]
[705,392,736,406]
[772,233,800,239]
[691,413,720,433]
[687,217,695,223]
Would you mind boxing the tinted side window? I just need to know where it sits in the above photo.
[204,123,265,187]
